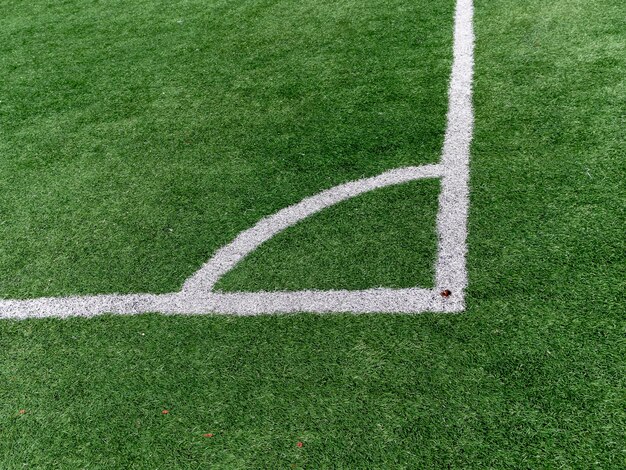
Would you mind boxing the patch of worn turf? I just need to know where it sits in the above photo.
[0,0,624,468]
[0,0,453,299]
[217,179,440,291]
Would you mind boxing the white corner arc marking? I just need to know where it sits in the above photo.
[0,0,474,319]
[182,164,443,293]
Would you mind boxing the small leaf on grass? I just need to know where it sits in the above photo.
[161,410,169,415]
[203,433,214,438]
[296,441,303,448]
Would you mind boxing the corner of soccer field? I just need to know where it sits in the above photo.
[0,0,624,467]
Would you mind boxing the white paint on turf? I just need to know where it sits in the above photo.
[0,0,474,319]
[182,164,444,294]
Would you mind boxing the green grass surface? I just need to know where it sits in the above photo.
[0,0,452,298]
[1,0,625,468]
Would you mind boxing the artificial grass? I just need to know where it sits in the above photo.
[217,179,440,291]
[0,0,453,299]
[1,0,625,468]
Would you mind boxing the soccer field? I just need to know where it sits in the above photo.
[1,0,624,467]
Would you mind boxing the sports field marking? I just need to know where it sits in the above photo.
[0,0,474,319]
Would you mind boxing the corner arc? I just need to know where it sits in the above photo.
[181,164,444,294]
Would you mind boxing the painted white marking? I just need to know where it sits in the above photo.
[0,0,474,319]
[182,164,443,294]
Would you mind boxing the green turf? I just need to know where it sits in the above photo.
[217,179,440,291]
[0,0,452,299]
[1,0,625,467]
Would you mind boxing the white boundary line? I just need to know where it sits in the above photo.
[0,0,474,320]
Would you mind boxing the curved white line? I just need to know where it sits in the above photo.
[182,164,443,294]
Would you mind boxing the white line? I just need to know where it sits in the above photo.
[0,294,176,320]
[435,0,474,300]
[0,0,474,320]
[182,164,443,293]
[0,288,458,320]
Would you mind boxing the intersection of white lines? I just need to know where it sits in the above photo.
[0,0,474,319]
